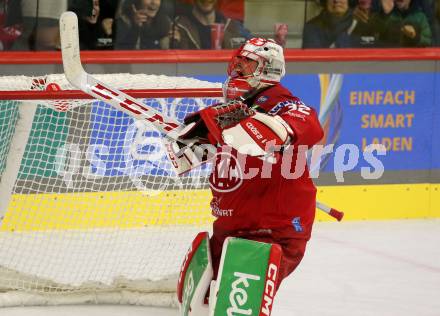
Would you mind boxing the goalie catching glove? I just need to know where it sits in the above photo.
[178,100,294,157]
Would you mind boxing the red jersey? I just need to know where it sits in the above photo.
[209,83,324,240]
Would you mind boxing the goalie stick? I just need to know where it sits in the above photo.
[59,11,344,222]
[60,11,183,138]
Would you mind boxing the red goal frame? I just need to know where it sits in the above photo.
[0,88,223,100]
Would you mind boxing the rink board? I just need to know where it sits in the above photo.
[1,183,439,231]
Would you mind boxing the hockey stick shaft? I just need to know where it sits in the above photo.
[59,11,343,222]
[316,201,344,221]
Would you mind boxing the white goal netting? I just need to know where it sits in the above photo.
[0,73,223,307]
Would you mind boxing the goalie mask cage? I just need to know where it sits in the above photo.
[0,73,223,307]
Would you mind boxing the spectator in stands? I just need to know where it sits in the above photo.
[173,0,250,49]
[375,0,432,47]
[114,0,172,49]
[161,0,192,19]
[178,0,244,21]
[351,0,381,46]
[217,0,244,22]
[12,0,67,50]
[99,0,120,47]
[302,0,380,48]
[0,0,23,50]
[69,0,117,50]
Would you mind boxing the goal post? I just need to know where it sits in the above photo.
[0,73,223,307]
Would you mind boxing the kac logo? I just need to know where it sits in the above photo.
[248,38,267,46]
[209,152,243,193]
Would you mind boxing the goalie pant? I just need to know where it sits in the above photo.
[208,82,324,289]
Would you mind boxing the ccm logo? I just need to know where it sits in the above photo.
[245,121,264,141]
[91,83,179,132]
[261,263,277,316]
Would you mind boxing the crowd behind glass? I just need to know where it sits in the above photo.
[0,0,439,51]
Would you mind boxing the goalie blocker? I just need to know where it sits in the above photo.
[178,233,281,316]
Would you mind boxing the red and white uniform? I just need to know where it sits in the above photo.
[209,83,324,286]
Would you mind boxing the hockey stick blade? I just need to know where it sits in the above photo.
[59,11,181,136]
[59,11,87,90]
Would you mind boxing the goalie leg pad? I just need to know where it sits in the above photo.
[178,232,213,316]
[210,237,282,316]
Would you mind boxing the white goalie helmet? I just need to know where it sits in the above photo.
[228,38,285,85]
[224,38,286,100]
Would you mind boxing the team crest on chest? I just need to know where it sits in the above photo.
[209,152,243,193]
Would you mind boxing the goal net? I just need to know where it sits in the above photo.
[0,73,223,307]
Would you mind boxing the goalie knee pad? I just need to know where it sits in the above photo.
[209,237,282,316]
[178,232,213,316]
